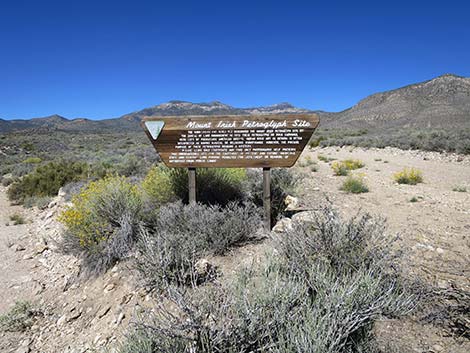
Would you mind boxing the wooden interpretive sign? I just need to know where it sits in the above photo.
[141,114,320,168]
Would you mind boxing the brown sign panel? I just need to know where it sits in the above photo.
[141,114,320,168]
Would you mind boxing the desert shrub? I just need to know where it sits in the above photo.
[114,154,149,177]
[122,206,416,352]
[452,186,467,192]
[393,168,423,185]
[331,161,349,176]
[0,301,38,332]
[140,165,175,206]
[331,159,365,176]
[9,213,26,225]
[135,201,261,289]
[22,157,42,164]
[244,168,298,224]
[410,196,418,203]
[7,160,89,203]
[297,155,316,167]
[23,196,51,209]
[167,168,247,206]
[318,154,336,162]
[59,175,142,276]
[340,175,369,193]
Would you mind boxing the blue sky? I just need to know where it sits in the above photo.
[1,0,469,120]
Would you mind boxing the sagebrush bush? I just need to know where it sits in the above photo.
[59,175,142,276]
[244,168,298,224]
[121,206,417,353]
[0,301,37,332]
[393,168,423,185]
[7,160,89,203]
[340,175,369,193]
[135,201,262,289]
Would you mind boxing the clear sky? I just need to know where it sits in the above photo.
[1,0,469,120]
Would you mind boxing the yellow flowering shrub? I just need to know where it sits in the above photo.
[141,165,175,205]
[331,159,365,176]
[59,175,142,250]
[393,168,423,185]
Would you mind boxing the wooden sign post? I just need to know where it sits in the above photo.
[142,114,320,230]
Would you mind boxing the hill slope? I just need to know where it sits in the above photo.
[1,74,469,134]
[321,74,470,130]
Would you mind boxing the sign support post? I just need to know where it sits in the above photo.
[142,113,320,228]
[263,167,271,231]
[188,167,196,203]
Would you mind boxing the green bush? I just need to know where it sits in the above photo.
[7,161,89,203]
[0,301,37,332]
[121,206,417,352]
[340,175,369,193]
[168,168,247,206]
[59,175,142,276]
[135,201,262,289]
[452,186,467,192]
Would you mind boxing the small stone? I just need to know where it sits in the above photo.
[115,312,125,325]
[15,347,30,353]
[56,315,67,327]
[284,195,299,211]
[35,244,48,254]
[432,344,443,351]
[292,211,315,224]
[97,305,111,319]
[436,247,444,254]
[104,283,116,293]
[194,258,213,277]
[14,244,26,252]
[67,310,81,322]
[22,254,34,260]
[272,218,293,233]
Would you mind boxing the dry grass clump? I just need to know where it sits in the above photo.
[393,168,423,185]
[9,213,26,225]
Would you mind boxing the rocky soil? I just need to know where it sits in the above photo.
[0,145,469,352]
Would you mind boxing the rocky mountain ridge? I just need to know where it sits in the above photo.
[1,74,469,133]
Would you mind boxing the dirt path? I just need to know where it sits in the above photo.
[0,187,39,314]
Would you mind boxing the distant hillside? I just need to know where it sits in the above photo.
[0,102,309,133]
[320,74,470,130]
[1,74,469,134]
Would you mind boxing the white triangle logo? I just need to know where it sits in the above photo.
[145,121,165,140]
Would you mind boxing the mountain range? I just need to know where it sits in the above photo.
[1,74,469,133]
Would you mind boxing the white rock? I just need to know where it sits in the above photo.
[284,195,299,211]
[292,211,316,224]
[272,218,293,233]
